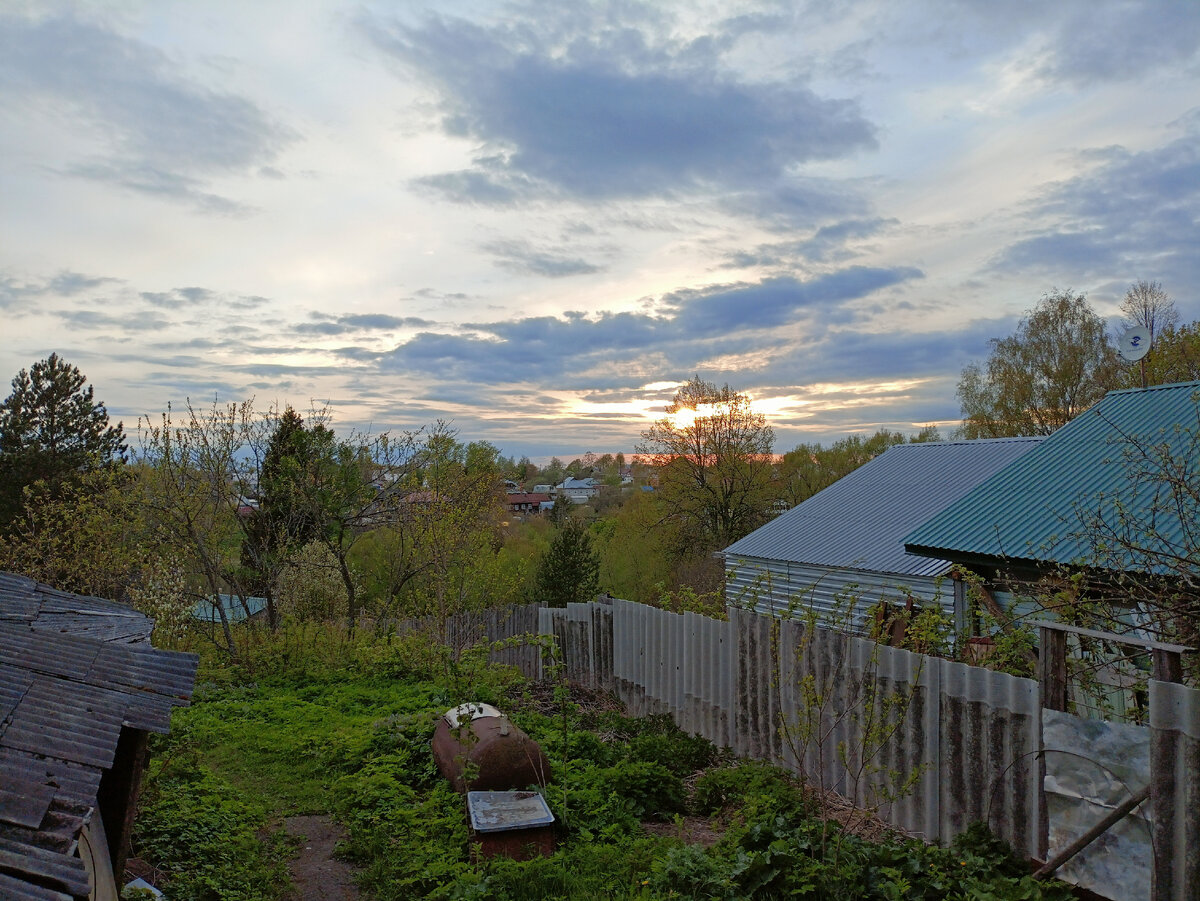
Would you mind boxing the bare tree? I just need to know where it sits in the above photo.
[1120,280,1178,345]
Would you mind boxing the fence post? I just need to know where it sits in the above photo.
[1150,662,1188,901]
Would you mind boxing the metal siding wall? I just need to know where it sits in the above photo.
[726,558,948,634]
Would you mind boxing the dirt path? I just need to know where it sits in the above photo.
[284,815,359,901]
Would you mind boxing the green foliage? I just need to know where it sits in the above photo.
[134,756,290,901]
[692,761,810,820]
[0,353,126,532]
[957,289,1120,438]
[334,765,474,899]
[626,727,718,778]
[137,623,1072,901]
[530,517,600,607]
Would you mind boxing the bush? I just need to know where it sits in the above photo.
[132,759,290,901]
[693,760,810,820]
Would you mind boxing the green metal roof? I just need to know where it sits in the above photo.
[904,381,1200,572]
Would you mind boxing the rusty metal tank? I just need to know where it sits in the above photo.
[432,703,551,792]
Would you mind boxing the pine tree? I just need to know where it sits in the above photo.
[0,354,126,532]
[240,407,326,596]
[531,517,600,608]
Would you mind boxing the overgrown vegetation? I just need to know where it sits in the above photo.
[134,623,1074,901]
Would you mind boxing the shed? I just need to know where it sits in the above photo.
[905,381,1200,578]
[191,593,267,624]
[723,438,1042,633]
[0,572,198,900]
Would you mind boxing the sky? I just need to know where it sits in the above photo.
[2,0,1198,460]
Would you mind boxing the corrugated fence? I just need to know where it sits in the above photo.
[385,602,545,677]
[539,598,1199,900]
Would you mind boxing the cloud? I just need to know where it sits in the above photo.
[295,313,435,336]
[56,309,171,332]
[721,218,899,267]
[365,11,876,205]
[0,268,122,310]
[0,12,295,212]
[483,239,604,278]
[1033,3,1200,86]
[991,116,1200,306]
[376,266,924,385]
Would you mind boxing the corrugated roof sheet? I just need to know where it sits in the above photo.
[904,381,1200,570]
[724,437,1043,577]
[0,572,156,643]
[0,573,198,900]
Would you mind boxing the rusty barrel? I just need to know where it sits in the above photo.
[432,703,551,792]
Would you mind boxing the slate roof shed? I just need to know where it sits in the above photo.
[723,437,1043,631]
[0,573,197,900]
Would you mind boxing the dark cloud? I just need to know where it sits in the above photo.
[378,266,923,385]
[662,267,923,332]
[0,12,295,212]
[0,269,123,309]
[721,218,898,268]
[365,12,875,206]
[483,239,604,278]
[1035,4,1200,85]
[47,270,122,296]
[991,117,1200,309]
[295,313,434,336]
[411,169,533,207]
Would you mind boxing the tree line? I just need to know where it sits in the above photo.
[1,279,1195,651]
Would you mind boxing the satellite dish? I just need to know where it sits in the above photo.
[1118,325,1151,363]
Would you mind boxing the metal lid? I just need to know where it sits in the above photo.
[443,702,503,728]
[467,791,555,833]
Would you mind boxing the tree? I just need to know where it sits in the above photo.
[531,516,600,607]
[138,400,260,654]
[1122,321,1200,388]
[0,354,126,531]
[1118,280,1180,390]
[1120,280,1178,344]
[775,429,910,509]
[638,376,775,551]
[957,290,1121,438]
[239,406,327,621]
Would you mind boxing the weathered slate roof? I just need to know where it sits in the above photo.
[0,573,197,900]
[904,381,1200,571]
[724,437,1043,578]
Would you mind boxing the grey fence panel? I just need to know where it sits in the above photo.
[542,598,1048,866]
[937,658,1040,859]
[383,603,545,678]
[1149,679,1200,901]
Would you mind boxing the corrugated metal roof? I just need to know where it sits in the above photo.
[723,437,1043,577]
[904,381,1200,570]
[0,573,198,900]
[0,572,157,643]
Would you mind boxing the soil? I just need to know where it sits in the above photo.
[284,815,359,901]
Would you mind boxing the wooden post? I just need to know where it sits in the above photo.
[1152,648,1183,685]
[1038,625,1069,712]
[1151,647,1183,901]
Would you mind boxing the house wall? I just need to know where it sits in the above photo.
[724,555,954,635]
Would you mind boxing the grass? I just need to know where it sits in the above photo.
[133,623,1077,901]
